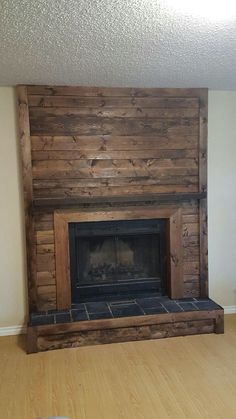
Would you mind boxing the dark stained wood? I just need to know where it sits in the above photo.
[27,85,206,98]
[29,106,199,119]
[199,90,208,297]
[16,86,37,311]
[54,212,71,309]
[26,307,223,353]
[33,193,206,208]
[32,148,198,160]
[28,95,199,108]
[30,116,199,136]
[215,312,224,334]
[169,209,183,298]
[17,86,212,345]
[200,198,208,297]
[27,326,38,354]
[37,285,56,311]
[36,320,215,351]
[31,134,198,151]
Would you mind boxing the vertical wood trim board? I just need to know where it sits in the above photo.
[16,86,37,311]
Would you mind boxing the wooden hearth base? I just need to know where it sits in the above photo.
[27,309,224,353]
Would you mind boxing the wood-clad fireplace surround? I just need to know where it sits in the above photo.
[17,85,224,352]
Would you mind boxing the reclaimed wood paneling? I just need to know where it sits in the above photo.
[18,86,207,315]
[28,87,203,202]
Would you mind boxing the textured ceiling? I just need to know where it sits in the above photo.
[1,0,236,88]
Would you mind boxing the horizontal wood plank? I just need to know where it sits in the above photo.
[33,184,198,199]
[30,116,199,136]
[27,85,205,98]
[32,148,198,161]
[31,135,198,151]
[32,158,198,179]
[29,95,199,108]
[29,107,199,119]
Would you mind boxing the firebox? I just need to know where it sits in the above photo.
[69,219,167,303]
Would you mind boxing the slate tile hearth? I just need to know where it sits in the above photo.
[29,297,222,326]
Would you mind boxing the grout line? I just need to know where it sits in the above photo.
[107,303,114,318]
[84,304,90,321]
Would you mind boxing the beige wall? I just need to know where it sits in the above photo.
[208,91,236,307]
[0,87,27,327]
[0,88,235,328]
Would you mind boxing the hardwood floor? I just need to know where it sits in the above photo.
[0,315,236,419]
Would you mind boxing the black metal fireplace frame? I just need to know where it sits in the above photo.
[69,218,167,303]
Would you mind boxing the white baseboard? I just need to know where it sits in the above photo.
[223,305,236,314]
[0,325,27,336]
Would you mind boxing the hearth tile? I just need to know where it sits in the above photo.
[55,312,71,324]
[53,309,70,315]
[71,309,88,321]
[30,314,54,326]
[174,298,195,303]
[194,301,221,311]
[89,312,113,320]
[31,311,46,316]
[143,306,168,315]
[71,303,86,311]
[110,303,144,318]
[162,302,183,313]
[178,302,198,311]
[136,297,168,309]
[47,309,58,314]
[86,302,110,313]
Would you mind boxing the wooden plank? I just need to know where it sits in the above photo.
[32,148,198,161]
[183,235,199,247]
[199,90,208,297]
[36,271,56,286]
[33,193,206,208]
[184,261,200,275]
[183,246,200,261]
[37,244,55,254]
[36,309,219,335]
[33,176,198,190]
[54,212,71,309]
[36,230,54,245]
[16,86,37,312]
[169,209,183,298]
[183,223,199,237]
[29,107,199,119]
[27,85,206,98]
[37,285,56,311]
[36,254,55,272]
[33,185,198,199]
[32,159,198,179]
[36,319,215,351]
[200,198,208,297]
[30,116,199,136]
[31,134,198,151]
[28,95,199,108]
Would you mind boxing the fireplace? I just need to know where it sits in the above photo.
[69,219,167,303]
[17,85,224,353]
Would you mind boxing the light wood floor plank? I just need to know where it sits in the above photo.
[0,315,236,419]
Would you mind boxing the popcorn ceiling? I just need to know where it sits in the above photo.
[0,0,236,88]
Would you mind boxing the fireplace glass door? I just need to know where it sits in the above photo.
[69,219,166,303]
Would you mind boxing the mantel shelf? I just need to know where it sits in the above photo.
[32,192,207,211]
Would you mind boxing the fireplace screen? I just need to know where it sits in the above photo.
[69,219,166,303]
